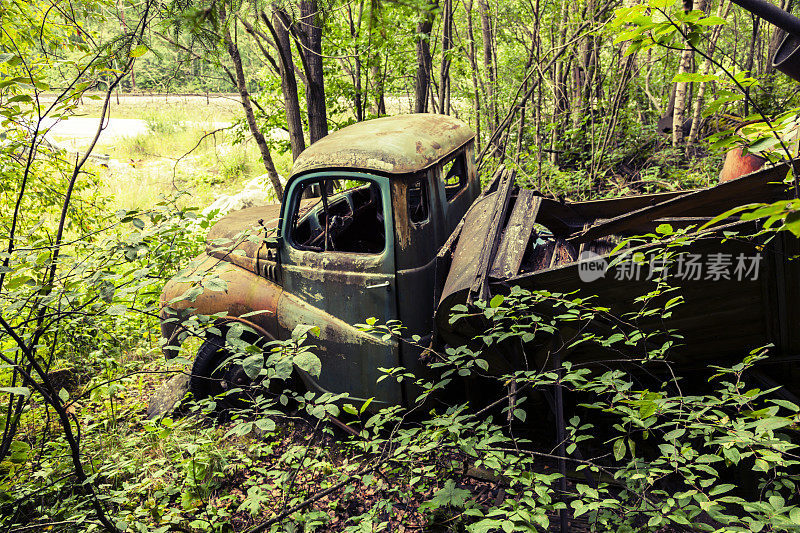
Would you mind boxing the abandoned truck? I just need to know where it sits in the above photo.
[159,113,800,408]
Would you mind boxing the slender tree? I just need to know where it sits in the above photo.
[414,0,437,113]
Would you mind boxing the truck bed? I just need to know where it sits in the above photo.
[434,163,800,370]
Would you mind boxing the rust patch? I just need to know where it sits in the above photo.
[392,180,412,250]
[159,253,282,354]
[289,114,475,177]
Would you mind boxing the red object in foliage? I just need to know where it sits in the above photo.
[719,146,767,182]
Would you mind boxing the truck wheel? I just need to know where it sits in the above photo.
[190,335,263,409]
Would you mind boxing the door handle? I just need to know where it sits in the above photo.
[366,281,390,291]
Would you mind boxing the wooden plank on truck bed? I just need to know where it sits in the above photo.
[490,190,540,279]
[468,168,516,304]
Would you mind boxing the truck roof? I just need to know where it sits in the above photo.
[290,113,475,178]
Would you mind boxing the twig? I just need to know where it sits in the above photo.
[171,126,230,186]
[7,520,103,533]
[245,465,376,533]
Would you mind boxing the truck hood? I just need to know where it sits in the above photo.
[205,204,282,273]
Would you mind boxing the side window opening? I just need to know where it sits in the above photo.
[441,152,467,201]
[290,178,385,254]
[408,177,429,225]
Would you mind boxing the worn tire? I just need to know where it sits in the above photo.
[189,334,263,409]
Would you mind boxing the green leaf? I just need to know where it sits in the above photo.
[770,399,800,412]
[723,446,741,465]
[242,354,264,380]
[753,458,770,471]
[9,441,30,464]
[360,397,374,414]
[254,418,275,432]
[106,304,127,316]
[649,0,675,9]
[420,480,471,511]
[698,203,760,231]
[709,483,734,496]
[696,15,726,25]
[613,438,626,461]
[756,416,793,433]
[58,388,69,403]
[748,135,780,153]
[784,211,800,237]
[7,94,31,104]
[513,408,526,422]
[292,324,321,340]
[672,72,719,83]
[203,277,227,292]
[656,223,673,235]
[294,352,321,377]
[130,44,148,58]
[489,294,504,308]
[639,402,657,419]
[0,387,30,399]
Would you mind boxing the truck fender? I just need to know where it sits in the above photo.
[159,253,282,358]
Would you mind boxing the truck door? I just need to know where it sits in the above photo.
[278,172,402,405]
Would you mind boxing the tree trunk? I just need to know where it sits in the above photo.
[671,50,693,147]
[414,0,437,113]
[672,0,698,148]
[550,0,571,163]
[265,8,305,161]
[369,0,386,115]
[347,1,365,121]
[687,0,730,148]
[462,0,482,153]
[299,0,328,143]
[439,0,453,115]
[767,0,794,74]
[743,14,761,115]
[479,0,497,131]
[118,0,135,90]
[223,20,284,199]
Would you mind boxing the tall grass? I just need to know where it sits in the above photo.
[98,106,289,211]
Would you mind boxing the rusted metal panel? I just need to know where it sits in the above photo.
[720,146,768,182]
[490,190,540,279]
[435,162,798,367]
[568,163,791,246]
[290,114,475,177]
[438,192,497,314]
[278,171,403,405]
[205,200,319,274]
[275,290,402,405]
[468,168,516,304]
[159,253,283,355]
[205,205,279,272]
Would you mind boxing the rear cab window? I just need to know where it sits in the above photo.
[441,151,468,201]
[408,176,430,225]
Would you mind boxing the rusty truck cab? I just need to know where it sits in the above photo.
[161,114,477,407]
[277,114,478,404]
